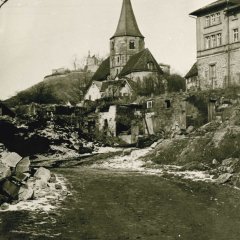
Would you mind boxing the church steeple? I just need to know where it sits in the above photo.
[110,0,145,79]
[112,0,144,39]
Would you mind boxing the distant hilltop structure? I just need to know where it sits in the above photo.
[85,51,103,73]
[85,0,165,101]
[186,0,240,91]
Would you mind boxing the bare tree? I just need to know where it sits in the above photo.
[0,0,9,9]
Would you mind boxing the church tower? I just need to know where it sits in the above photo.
[110,0,145,79]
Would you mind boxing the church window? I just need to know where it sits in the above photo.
[117,56,120,63]
[129,40,135,49]
[111,41,115,50]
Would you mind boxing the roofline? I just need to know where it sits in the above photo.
[110,34,145,40]
[190,1,227,16]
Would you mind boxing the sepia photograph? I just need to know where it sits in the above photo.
[1,0,240,239]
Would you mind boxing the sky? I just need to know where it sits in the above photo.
[0,0,213,100]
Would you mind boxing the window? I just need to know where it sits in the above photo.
[216,13,221,23]
[165,100,171,109]
[111,41,114,51]
[206,13,221,27]
[205,16,210,27]
[147,101,153,109]
[211,14,216,25]
[209,64,216,79]
[117,56,120,63]
[205,36,211,49]
[233,28,239,42]
[217,33,222,46]
[211,35,216,48]
[232,14,238,20]
[129,40,135,49]
[147,62,154,71]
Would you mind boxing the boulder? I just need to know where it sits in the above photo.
[2,180,20,199]
[11,172,29,183]
[15,157,30,173]
[49,173,57,183]
[0,152,22,168]
[186,126,194,134]
[212,159,219,165]
[18,185,34,201]
[215,173,232,185]
[218,158,240,173]
[0,162,11,180]
[1,203,9,210]
[231,173,240,188]
[34,167,51,182]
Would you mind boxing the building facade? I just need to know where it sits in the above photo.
[188,0,240,90]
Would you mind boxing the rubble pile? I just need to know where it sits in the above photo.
[35,123,94,158]
[0,151,63,210]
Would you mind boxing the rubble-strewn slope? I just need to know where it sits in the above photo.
[148,104,240,167]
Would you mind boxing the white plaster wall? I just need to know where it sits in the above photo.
[84,83,102,101]
[98,105,117,137]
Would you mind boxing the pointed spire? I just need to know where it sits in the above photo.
[112,0,144,39]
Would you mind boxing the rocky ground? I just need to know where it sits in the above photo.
[0,145,69,211]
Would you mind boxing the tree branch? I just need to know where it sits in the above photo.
[0,0,9,9]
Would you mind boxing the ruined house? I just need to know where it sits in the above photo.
[96,104,143,144]
[143,94,187,135]
[187,0,240,90]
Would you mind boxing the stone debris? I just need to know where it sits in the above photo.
[16,157,30,173]
[215,173,233,185]
[34,167,51,182]
[0,149,65,210]
[1,152,22,168]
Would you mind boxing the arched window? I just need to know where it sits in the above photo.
[129,40,135,49]
[111,41,115,50]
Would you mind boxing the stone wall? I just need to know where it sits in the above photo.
[144,94,187,135]
[110,36,145,78]
[198,52,227,90]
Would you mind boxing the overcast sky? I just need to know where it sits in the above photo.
[0,0,213,100]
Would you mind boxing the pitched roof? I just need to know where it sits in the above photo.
[111,0,144,39]
[185,62,198,79]
[100,80,128,92]
[119,48,163,77]
[190,0,240,16]
[91,57,110,81]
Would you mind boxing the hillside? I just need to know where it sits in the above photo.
[5,71,93,107]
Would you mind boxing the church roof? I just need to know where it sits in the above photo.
[185,62,198,79]
[119,48,163,77]
[91,57,110,81]
[111,0,144,39]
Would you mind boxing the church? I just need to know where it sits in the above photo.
[85,0,164,101]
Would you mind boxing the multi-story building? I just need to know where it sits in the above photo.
[186,0,240,91]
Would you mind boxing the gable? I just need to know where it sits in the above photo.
[119,49,163,77]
